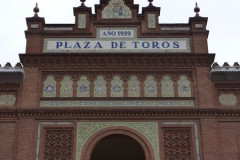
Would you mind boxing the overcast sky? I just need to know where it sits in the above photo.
[0,0,239,66]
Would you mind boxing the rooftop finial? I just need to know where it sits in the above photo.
[33,3,39,17]
[80,0,86,7]
[194,2,200,17]
[148,0,153,6]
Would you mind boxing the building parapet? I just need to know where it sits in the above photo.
[211,62,240,82]
[0,63,25,83]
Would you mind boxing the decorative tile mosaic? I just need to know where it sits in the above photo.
[178,76,192,97]
[78,14,86,29]
[94,76,107,97]
[43,76,57,97]
[219,94,237,105]
[102,0,132,19]
[111,76,124,97]
[0,94,16,106]
[144,76,157,97]
[161,122,201,160]
[161,76,174,97]
[40,100,195,107]
[76,122,160,160]
[60,76,73,97]
[128,76,140,97]
[148,14,156,29]
[77,76,90,97]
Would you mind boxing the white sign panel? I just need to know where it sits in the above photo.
[43,28,190,53]
[99,29,134,38]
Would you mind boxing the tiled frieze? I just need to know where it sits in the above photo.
[102,0,132,19]
[43,76,57,97]
[60,76,73,97]
[40,100,195,107]
[161,76,174,97]
[111,76,124,97]
[128,76,140,97]
[76,122,159,160]
[77,76,90,97]
[94,76,107,97]
[41,74,194,98]
[0,94,16,106]
[144,76,157,97]
[178,76,192,97]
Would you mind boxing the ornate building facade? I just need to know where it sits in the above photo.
[0,0,240,160]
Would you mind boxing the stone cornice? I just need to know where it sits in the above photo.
[20,53,215,68]
[1,108,240,119]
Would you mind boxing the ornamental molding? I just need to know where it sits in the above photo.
[41,70,194,82]
[1,108,240,118]
[20,54,215,68]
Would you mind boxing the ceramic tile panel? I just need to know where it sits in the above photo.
[161,76,174,97]
[178,76,192,97]
[144,76,157,97]
[94,76,107,97]
[77,76,90,97]
[0,94,16,106]
[43,76,57,97]
[60,76,73,97]
[111,76,124,97]
[128,76,140,97]
[219,94,237,105]
[148,14,156,29]
[102,0,132,19]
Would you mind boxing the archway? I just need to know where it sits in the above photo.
[80,126,155,160]
[91,134,145,160]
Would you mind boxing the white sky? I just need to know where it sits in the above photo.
[0,0,239,66]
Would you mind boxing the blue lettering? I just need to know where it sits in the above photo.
[56,42,63,48]
[84,42,90,48]
[162,42,170,48]
[120,42,126,48]
[65,42,72,48]
[112,42,118,48]
[73,42,81,48]
[132,42,140,48]
[152,42,160,49]
[142,42,150,48]
[173,42,180,48]
[94,42,102,48]
[102,31,107,37]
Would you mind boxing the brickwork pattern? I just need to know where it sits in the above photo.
[163,127,193,160]
[43,128,73,160]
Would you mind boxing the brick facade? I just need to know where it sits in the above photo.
[0,0,240,160]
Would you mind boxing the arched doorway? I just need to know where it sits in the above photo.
[91,134,145,160]
[80,126,155,160]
